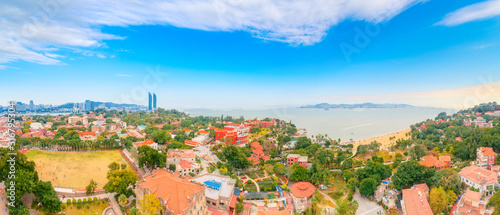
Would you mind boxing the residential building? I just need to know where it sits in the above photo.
[176,160,201,177]
[459,165,498,196]
[419,155,451,170]
[79,132,97,141]
[91,125,106,134]
[67,116,82,125]
[248,142,270,165]
[136,170,206,215]
[191,173,236,211]
[133,139,158,150]
[453,190,492,215]
[477,147,497,168]
[401,184,433,215]
[128,130,145,139]
[287,154,308,168]
[167,149,196,165]
[215,128,248,146]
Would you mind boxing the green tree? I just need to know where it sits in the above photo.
[169,164,176,172]
[429,187,456,214]
[0,150,39,209]
[221,145,251,169]
[430,168,461,194]
[104,169,138,197]
[410,144,427,160]
[392,160,435,190]
[273,163,286,175]
[290,164,308,181]
[137,145,166,169]
[236,203,244,213]
[118,194,128,206]
[151,130,171,145]
[34,181,62,212]
[86,179,98,194]
[359,177,378,196]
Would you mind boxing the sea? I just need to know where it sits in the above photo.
[185,107,455,141]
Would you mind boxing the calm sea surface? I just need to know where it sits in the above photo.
[185,107,455,141]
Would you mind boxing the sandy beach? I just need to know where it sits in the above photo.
[346,128,411,150]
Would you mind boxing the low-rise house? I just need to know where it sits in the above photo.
[133,139,158,150]
[401,183,433,215]
[136,170,206,215]
[190,173,236,211]
[177,160,200,177]
[419,155,451,170]
[248,142,270,166]
[453,190,492,215]
[459,165,498,196]
[128,130,145,139]
[167,149,196,165]
[79,132,97,141]
[287,154,307,168]
[374,178,396,208]
[477,147,497,169]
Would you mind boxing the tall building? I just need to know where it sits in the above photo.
[29,100,35,111]
[85,100,94,112]
[148,92,152,111]
[153,93,157,109]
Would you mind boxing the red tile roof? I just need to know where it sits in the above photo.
[138,170,204,214]
[479,147,497,156]
[402,185,433,215]
[459,165,498,185]
[290,182,315,198]
[133,139,156,147]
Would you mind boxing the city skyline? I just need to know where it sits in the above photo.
[1,0,500,109]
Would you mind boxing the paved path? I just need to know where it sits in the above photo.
[245,175,260,192]
[353,189,383,215]
[61,193,123,215]
[318,190,337,208]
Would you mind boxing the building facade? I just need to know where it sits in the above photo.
[190,173,236,211]
[477,147,497,168]
[459,165,498,196]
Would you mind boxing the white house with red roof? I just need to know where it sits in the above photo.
[79,132,97,141]
[459,165,498,196]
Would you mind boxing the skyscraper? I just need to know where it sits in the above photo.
[29,100,35,111]
[85,100,94,112]
[148,93,152,111]
[153,93,157,109]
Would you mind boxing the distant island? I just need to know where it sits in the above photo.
[300,102,416,109]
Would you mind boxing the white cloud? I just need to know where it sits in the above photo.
[0,0,426,68]
[437,0,500,26]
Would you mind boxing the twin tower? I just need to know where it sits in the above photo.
[148,93,157,111]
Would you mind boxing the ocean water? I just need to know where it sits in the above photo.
[185,107,454,141]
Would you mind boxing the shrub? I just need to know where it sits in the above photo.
[88,198,92,203]
[86,204,90,209]
[93,197,98,202]
[77,199,82,204]
[77,204,82,209]
[72,199,77,204]
[348,193,353,201]
[61,203,67,210]
[67,199,71,205]
[83,198,87,204]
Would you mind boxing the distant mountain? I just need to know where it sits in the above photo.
[56,102,140,109]
[300,103,416,109]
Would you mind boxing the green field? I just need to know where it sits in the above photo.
[25,150,130,190]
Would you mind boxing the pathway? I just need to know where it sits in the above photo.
[61,193,123,215]
[245,175,260,192]
[318,190,337,208]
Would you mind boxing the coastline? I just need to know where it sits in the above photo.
[343,128,412,150]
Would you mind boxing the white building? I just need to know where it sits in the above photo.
[459,165,498,196]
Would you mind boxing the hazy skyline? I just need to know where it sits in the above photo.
[1,0,500,109]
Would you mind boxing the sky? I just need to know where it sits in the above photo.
[1,0,500,109]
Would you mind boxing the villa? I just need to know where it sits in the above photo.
[133,139,158,150]
[419,155,451,170]
[477,147,497,168]
[136,170,206,215]
[287,154,308,168]
[401,184,432,215]
[459,165,498,196]
[167,149,196,165]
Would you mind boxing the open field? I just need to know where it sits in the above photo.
[348,128,411,150]
[25,150,130,190]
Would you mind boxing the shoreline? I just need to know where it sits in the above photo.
[341,128,412,149]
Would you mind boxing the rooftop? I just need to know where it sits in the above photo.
[459,165,498,185]
[190,173,235,200]
[290,182,315,198]
[402,184,433,215]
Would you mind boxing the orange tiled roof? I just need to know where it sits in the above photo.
[179,160,195,169]
[290,182,315,198]
[479,147,497,156]
[459,165,498,185]
[257,210,291,215]
[197,130,209,134]
[138,170,204,214]
[402,185,433,215]
[79,132,96,137]
[133,139,156,147]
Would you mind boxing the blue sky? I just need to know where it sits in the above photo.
[1,0,500,109]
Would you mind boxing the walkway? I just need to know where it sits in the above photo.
[245,175,260,192]
[318,190,337,208]
[61,193,123,215]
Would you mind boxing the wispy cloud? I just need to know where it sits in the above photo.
[437,0,500,26]
[472,43,495,49]
[116,74,132,77]
[0,0,426,68]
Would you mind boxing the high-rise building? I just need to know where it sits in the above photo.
[153,93,157,109]
[85,100,94,112]
[29,100,35,111]
[148,93,152,111]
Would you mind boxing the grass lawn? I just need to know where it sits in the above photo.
[26,150,130,190]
